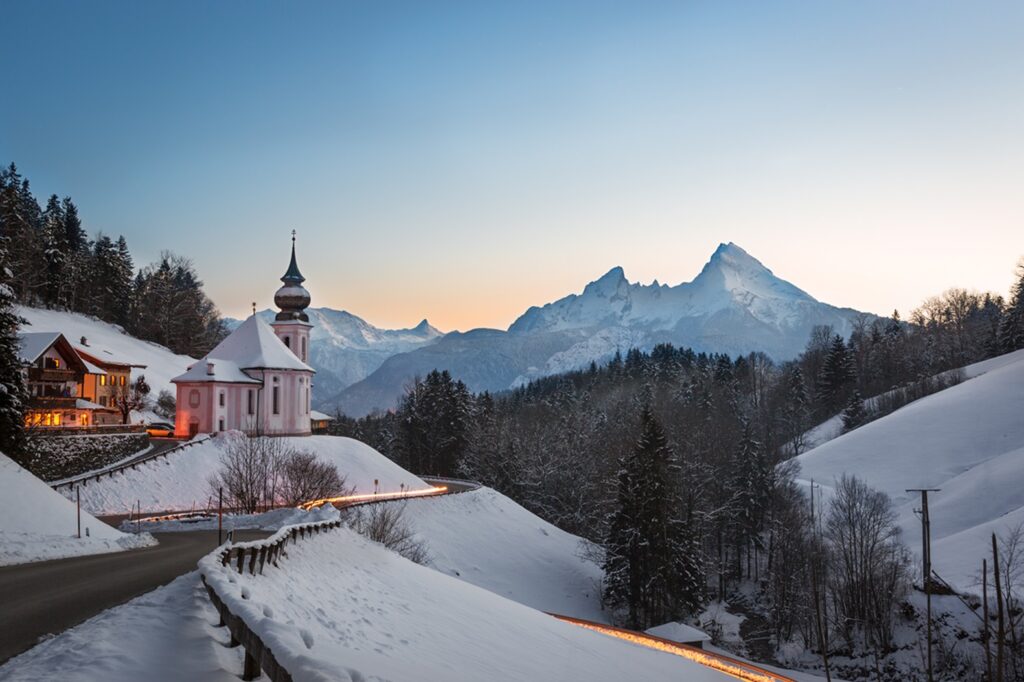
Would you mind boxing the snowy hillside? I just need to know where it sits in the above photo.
[371,487,606,621]
[226,307,444,404]
[329,243,871,415]
[17,306,195,397]
[65,435,427,516]
[794,348,1024,589]
[0,453,154,565]
[199,525,734,681]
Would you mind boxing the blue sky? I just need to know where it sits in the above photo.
[2,1,1022,330]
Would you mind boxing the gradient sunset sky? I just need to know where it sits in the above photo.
[2,1,1022,331]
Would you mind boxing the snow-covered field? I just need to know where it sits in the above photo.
[354,487,607,621]
[0,452,154,566]
[17,306,195,398]
[199,525,734,681]
[63,435,426,516]
[795,348,1024,589]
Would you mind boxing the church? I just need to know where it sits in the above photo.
[172,235,315,437]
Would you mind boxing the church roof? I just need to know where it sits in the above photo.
[171,358,262,384]
[205,315,314,372]
[281,237,305,285]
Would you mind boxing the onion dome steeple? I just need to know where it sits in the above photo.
[274,231,311,322]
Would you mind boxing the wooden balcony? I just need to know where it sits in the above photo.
[27,367,80,383]
[29,396,78,409]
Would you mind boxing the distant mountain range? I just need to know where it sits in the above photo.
[223,308,444,402]
[232,243,873,416]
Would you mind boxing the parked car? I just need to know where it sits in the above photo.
[146,422,175,437]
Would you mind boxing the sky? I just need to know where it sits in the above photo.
[1,1,1022,331]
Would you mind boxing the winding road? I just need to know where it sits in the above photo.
[0,529,269,663]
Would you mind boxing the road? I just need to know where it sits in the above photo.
[0,529,270,664]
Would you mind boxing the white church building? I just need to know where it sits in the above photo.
[172,236,315,437]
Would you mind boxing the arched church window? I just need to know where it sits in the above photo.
[189,389,201,408]
[284,336,290,348]
[301,337,307,361]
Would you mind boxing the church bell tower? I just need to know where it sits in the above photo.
[271,231,312,363]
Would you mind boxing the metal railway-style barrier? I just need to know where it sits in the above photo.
[50,435,212,492]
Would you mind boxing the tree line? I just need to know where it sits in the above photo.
[0,163,227,357]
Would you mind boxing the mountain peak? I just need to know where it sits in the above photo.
[582,266,628,297]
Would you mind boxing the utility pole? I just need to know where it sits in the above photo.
[907,487,940,682]
[76,486,81,539]
[218,487,224,545]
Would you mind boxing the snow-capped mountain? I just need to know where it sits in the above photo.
[225,308,444,403]
[326,243,874,415]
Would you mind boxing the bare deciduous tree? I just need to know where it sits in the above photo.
[208,434,288,513]
[345,502,429,564]
[824,475,911,650]
[277,450,351,506]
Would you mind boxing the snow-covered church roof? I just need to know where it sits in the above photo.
[172,315,314,386]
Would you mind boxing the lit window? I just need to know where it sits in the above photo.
[100,375,106,386]
[120,375,126,386]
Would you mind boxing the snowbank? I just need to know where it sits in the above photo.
[17,306,195,397]
[364,486,607,621]
[199,526,733,681]
[795,348,1024,588]
[0,572,243,681]
[0,453,155,566]
[65,435,426,516]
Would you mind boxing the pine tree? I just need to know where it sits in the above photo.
[999,259,1024,353]
[604,406,703,628]
[816,334,855,415]
[0,230,28,458]
[40,195,68,307]
[841,390,868,433]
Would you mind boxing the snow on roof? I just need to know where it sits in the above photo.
[310,410,334,421]
[171,358,262,384]
[75,398,114,411]
[205,315,314,372]
[17,332,62,364]
[75,345,146,370]
[645,621,712,643]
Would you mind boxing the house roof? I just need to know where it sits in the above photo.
[17,332,62,364]
[171,358,262,384]
[204,315,314,372]
[310,410,334,421]
[644,622,711,644]
[75,398,116,411]
[75,346,146,370]
[17,332,91,373]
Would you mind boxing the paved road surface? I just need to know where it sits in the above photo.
[0,530,269,664]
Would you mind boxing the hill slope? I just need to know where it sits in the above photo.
[329,243,872,415]
[66,435,427,516]
[374,486,606,621]
[17,306,195,397]
[200,525,734,681]
[794,348,1024,588]
[0,453,154,565]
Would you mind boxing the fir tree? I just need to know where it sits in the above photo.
[816,334,855,415]
[841,390,868,433]
[604,406,703,628]
[999,259,1024,352]
[0,231,28,458]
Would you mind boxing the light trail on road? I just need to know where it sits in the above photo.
[551,614,794,682]
[297,484,448,510]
